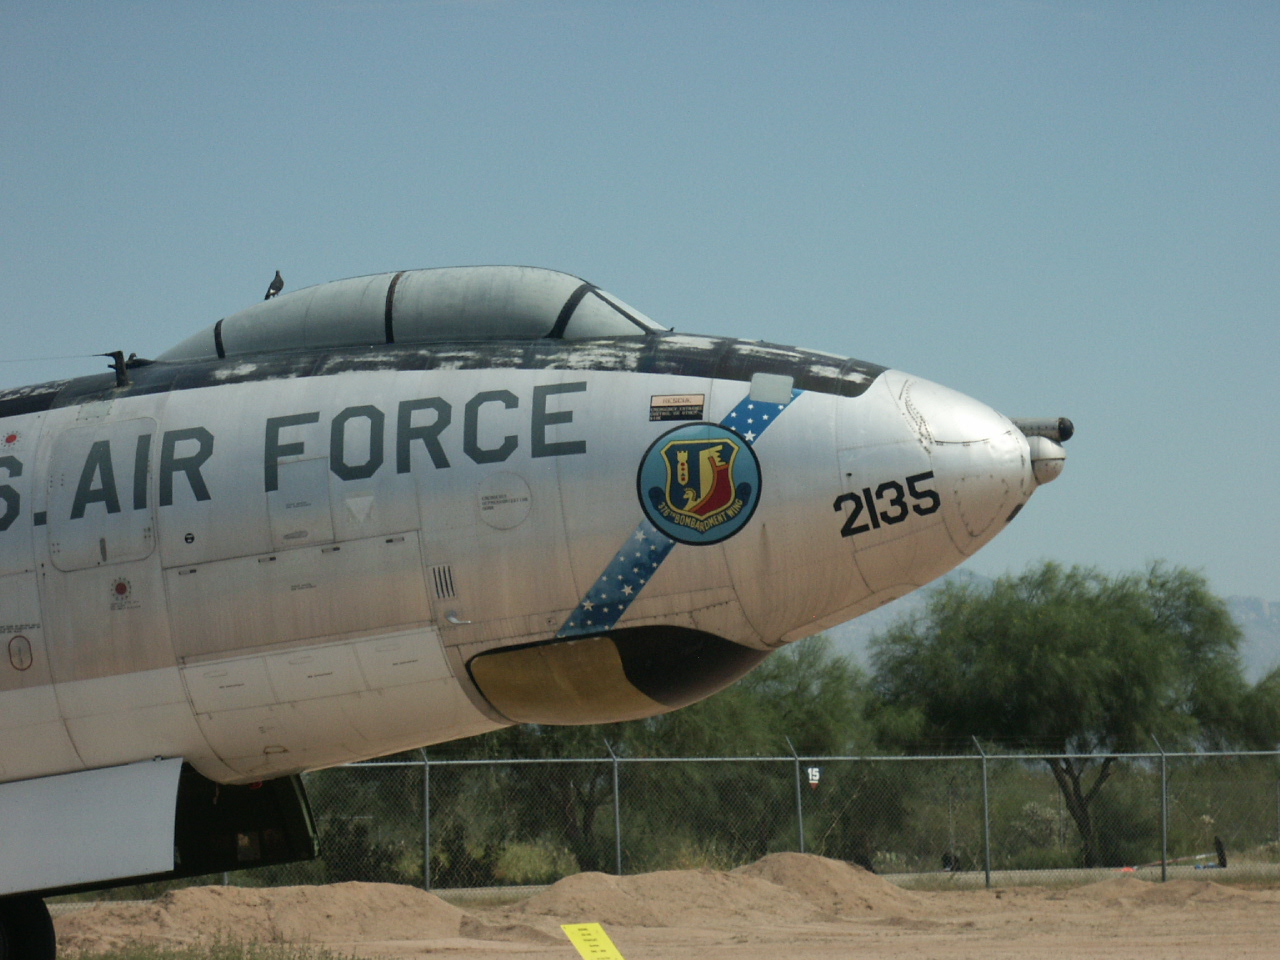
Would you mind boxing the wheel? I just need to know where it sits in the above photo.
[0,895,56,960]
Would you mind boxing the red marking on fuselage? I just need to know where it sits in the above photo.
[689,459,733,517]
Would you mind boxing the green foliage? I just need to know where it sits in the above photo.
[800,762,917,870]
[435,634,874,761]
[650,634,875,757]
[617,758,795,872]
[1242,666,1280,747]
[868,560,1278,867]
[1090,779,1160,867]
[418,636,878,883]
[492,839,579,883]
[301,765,423,885]
[1165,755,1280,862]
[650,835,742,871]
[871,561,1266,753]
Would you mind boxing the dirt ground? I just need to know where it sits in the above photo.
[54,853,1280,959]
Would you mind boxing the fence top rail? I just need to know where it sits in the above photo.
[338,748,1280,769]
[348,758,618,768]
[347,756,798,767]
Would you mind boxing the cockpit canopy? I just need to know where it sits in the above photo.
[159,266,666,362]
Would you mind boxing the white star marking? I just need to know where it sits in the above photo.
[622,585,634,596]
[744,430,757,441]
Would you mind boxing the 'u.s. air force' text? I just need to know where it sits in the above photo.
[0,382,586,530]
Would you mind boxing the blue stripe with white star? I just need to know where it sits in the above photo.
[556,388,802,638]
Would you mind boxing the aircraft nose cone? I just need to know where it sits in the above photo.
[894,375,1032,556]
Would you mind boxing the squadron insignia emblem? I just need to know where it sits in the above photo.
[638,423,761,545]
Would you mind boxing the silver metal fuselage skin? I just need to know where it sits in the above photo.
[0,333,1037,786]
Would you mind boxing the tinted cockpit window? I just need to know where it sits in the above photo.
[157,268,669,363]
[561,289,666,339]
[392,267,575,343]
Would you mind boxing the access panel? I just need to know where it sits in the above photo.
[47,419,157,571]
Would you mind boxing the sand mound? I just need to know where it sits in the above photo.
[55,882,465,954]
[518,867,826,927]
[518,855,922,928]
[1069,875,1265,908]
[459,915,568,945]
[1129,879,1260,907]
[735,853,924,917]
[1067,875,1157,902]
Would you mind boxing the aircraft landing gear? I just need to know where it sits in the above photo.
[0,895,56,959]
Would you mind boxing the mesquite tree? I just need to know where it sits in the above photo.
[870,561,1279,867]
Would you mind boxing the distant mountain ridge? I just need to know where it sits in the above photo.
[823,571,1280,683]
[1227,596,1280,681]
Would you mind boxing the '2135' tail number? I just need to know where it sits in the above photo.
[833,471,941,538]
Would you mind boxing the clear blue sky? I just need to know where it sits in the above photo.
[3,2,1277,600]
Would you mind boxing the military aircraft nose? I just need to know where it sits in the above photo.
[892,375,1037,556]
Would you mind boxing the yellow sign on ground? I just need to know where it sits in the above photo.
[562,922,627,959]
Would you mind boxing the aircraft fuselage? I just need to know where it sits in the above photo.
[0,267,1068,927]
[1,330,1039,784]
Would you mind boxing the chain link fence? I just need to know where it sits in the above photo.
[240,750,1280,890]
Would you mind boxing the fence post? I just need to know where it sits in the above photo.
[786,737,805,854]
[605,740,622,876]
[420,749,431,891]
[1152,736,1167,883]
[972,737,991,889]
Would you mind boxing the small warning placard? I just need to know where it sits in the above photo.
[649,393,705,421]
[562,922,627,959]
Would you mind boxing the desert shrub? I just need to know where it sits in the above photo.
[492,839,579,884]
[316,818,412,884]
[1091,783,1161,868]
